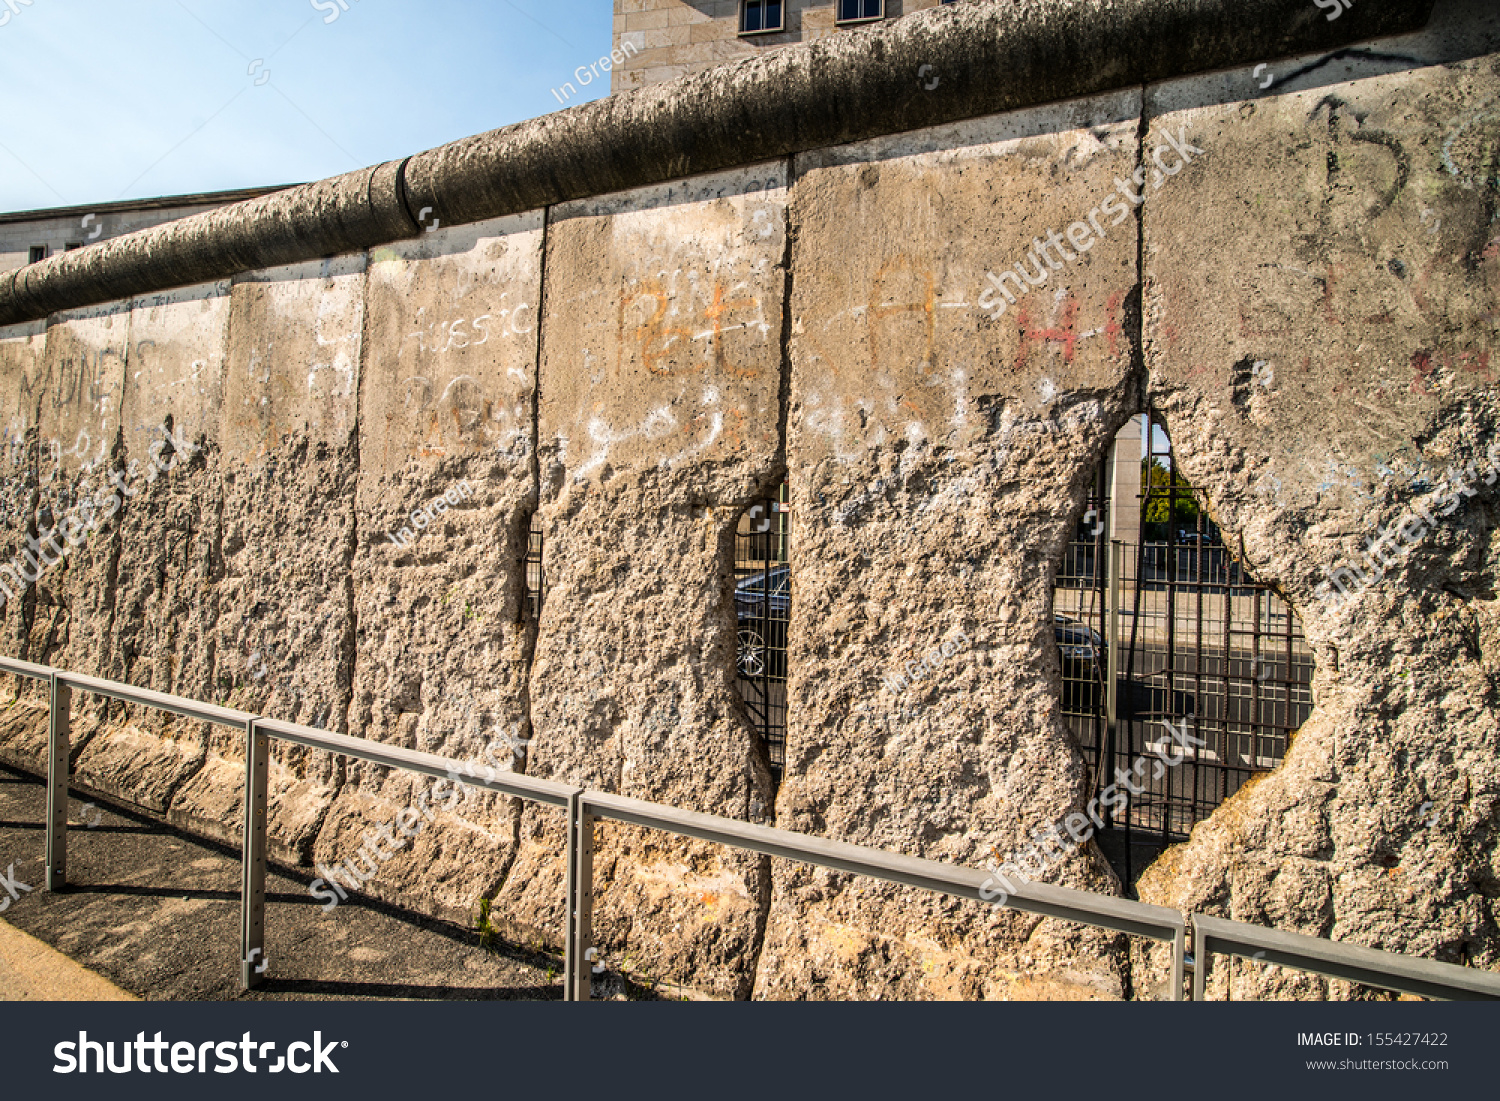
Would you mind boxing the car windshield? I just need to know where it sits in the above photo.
[738,567,789,594]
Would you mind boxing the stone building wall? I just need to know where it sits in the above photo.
[0,0,1495,999]
[611,0,953,93]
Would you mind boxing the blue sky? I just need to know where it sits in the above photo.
[0,0,615,213]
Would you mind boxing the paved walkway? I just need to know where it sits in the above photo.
[0,763,575,1001]
[0,917,136,1000]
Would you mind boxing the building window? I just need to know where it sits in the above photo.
[65,242,83,251]
[739,0,783,34]
[28,246,47,264]
[836,0,883,23]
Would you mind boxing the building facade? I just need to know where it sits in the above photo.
[612,0,962,92]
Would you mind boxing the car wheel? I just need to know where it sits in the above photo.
[737,627,768,678]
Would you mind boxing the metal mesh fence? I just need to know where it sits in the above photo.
[525,517,544,621]
[733,489,790,776]
[1057,415,1315,882]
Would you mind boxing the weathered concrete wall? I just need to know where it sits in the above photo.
[0,187,294,274]
[74,284,230,813]
[316,214,545,924]
[27,305,131,764]
[760,93,1142,1000]
[1132,2,1500,997]
[168,257,367,863]
[497,166,785,998]
[0,0,1494,1001]
[0,0,1430,331]
[0,321,45,755]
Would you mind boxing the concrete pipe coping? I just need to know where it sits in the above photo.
[0,0,1434,328]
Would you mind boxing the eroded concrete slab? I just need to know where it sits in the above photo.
[23,305,132,764]
[760,93,1144,1000]
[69,284,233,814]
[0,322,44,683]
[313,214,545,925]
[169,257,365,863]
[1134,2,1500,997]
[497,165,786,998]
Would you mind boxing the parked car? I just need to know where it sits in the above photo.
[735,565,790,678]
[1055,613,1104,670]
[735,582,1102,684]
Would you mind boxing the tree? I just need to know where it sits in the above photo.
[1141,457,1200,530]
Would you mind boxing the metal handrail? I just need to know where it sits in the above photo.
[583,790,1186,945]
[1,655,1493,1002]
[256,717,579,809]
[54,670,256,730]
[1191,913,1500,1002]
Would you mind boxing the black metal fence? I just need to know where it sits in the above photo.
[733,490,790,776]
[1056,414,1315,884]
[525,517,544,621]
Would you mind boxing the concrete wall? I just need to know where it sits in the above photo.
[1130,4,1500,998]
[611,0,952,93]
[0,0,1495,999]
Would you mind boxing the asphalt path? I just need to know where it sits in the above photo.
[0,764,605,1001]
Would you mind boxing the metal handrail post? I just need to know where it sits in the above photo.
[1172,922,1186,1002]
[1103,540,1122,829]
[563,790,594,1002]
[240,717,269,990]
[1193,924,1209,1002]
[45,673,71,891]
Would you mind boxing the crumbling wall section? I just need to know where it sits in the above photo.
[757,93,1142,1001]
[314,214,545,925]
[76,284,231,814]
[496,166,786,999]
[0,0,1494,1001]
[1133,2,1500,997]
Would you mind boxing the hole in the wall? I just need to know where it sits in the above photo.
[523,513,545,623]
[1052,412,1316,892]
[732,481,790,782]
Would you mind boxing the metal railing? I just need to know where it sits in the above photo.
[1,654,1494,1003]
[1191,914,1500,1002]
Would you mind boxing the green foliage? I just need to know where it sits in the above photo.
[474,896,498,951]
[1142,457,1200,528]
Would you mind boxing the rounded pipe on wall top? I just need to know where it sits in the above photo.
[2,159,420,323]
[0,0,1433,328]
